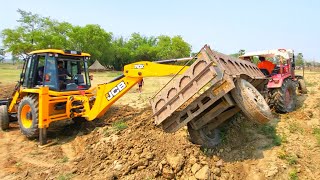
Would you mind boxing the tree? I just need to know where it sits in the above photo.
[68,24,114,65]
[11,55,20,65]
[296,53,304,66]
[230,49,245,58]
[156,35,191,60]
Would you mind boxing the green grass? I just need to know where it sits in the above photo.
[259,124,282,146]
[112,120,128,131]
[312,128,320,146]
[57,173,74,180]
[0,63,22,84]
[305,81,317,87]
[288,123,304,134]
[289,169,299,180]
[104,120,128,137]
[278,152,298,165]
[58,156,69,163]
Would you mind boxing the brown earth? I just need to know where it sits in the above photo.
[0,72,320,180]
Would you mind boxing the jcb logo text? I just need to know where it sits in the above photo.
[106,81,126,100]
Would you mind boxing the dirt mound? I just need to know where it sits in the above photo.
[71,107,229,179]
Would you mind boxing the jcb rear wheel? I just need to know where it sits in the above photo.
[231,78,273,124]
[0,105,10,131]
[18,96,39,138]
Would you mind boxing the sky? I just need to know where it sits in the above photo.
[0,0,319,60]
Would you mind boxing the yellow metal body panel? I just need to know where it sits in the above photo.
[124,61,188,77]
[28,49,90,57]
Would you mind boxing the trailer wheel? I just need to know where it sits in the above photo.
[0,105,10,131]
[18,96,39,138]
[298,79,308,94]
[187,123,221,148]
[231,78,273,124]
[272,79,297,113]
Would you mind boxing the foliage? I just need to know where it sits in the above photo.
[296,53,304,66]
[289,169,299,180]
[230,49,245,58]
[112,120,128,131]
[2,9,192,70]
[259,124,282,146]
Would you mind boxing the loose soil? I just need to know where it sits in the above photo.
[0,72,320,180]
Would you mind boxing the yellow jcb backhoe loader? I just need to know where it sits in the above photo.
[0,49,189,145]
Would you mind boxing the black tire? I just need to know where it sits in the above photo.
[187,123,221,148]
[298,79,308,94]
[0,105,10,131]
[272,79,297,113]
[231,78,273,124]
[18,96,39,138]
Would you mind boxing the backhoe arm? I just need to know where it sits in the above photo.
[85,61,188,120]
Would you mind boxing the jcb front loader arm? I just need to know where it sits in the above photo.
[84,61,189,120]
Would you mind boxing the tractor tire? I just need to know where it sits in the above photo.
[272,79,297,113]
[231,78,273,124]
[18,96,39,138]
[0,105,10,131]
[187,123,221,148]
[298,79,308,94]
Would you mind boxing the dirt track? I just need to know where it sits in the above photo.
[1,72,320,179]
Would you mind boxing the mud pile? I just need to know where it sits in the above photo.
[70,106,231,179]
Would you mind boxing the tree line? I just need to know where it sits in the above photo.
[1,9,191,70]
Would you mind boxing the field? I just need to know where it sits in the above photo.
[0,63,320,179]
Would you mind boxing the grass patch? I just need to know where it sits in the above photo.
[58,156,69,163]
[15,162,22,168]
[289,169,299,180]
[57,173,74,180]
[259,124,282,146]
[104,120,128,137]
[288,122,304,134]
[278,151,298,165]
[312,128,320,145]
[305,81,317,87]
[112,120,128,131]
[309,90,316,95]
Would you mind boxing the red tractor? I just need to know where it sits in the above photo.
[239,49,307,113]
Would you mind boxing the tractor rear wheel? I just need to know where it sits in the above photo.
[298,79,308,94]
[272,79,297,113]
[231,78,273,124]
[0,105,10,131]
[18,96,39,138]
[187,123,221,148]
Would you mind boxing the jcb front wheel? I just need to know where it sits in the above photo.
[18,96,39,138]
[0,105,10,131]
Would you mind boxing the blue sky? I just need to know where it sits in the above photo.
[0,0,319,60]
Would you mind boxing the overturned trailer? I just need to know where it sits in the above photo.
[150,45,273,147]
